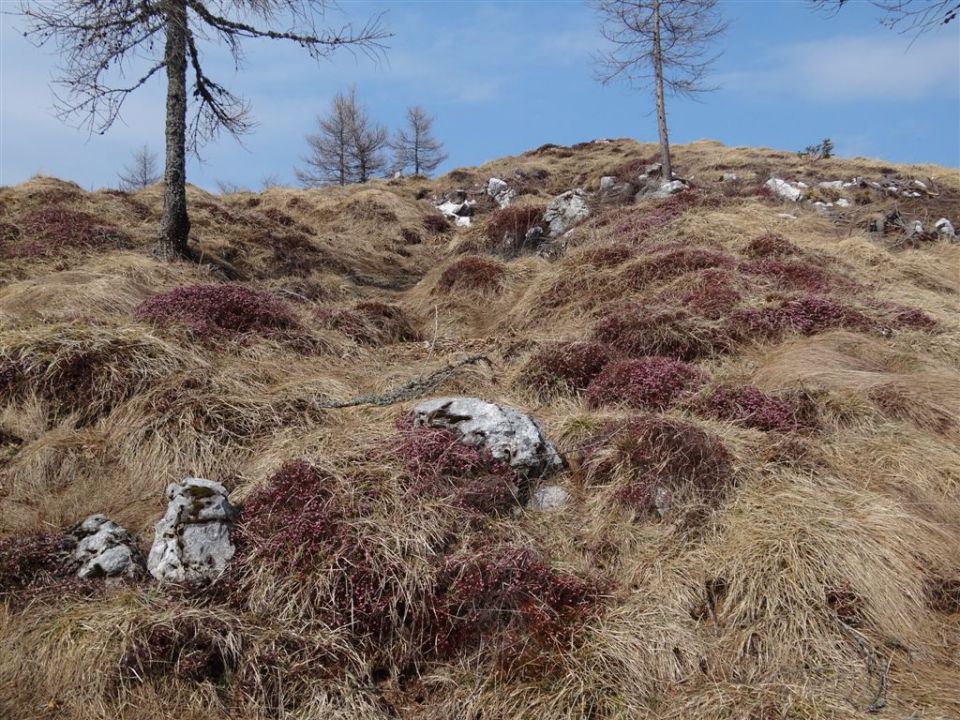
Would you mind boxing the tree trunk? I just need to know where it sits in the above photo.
[155,0,191,259]
[651,0,673,182]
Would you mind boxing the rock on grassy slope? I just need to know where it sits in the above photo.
[0,139,959,719]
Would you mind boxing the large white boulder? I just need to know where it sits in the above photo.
[148,478,237,584]
[412,397,563,478]
[68,514,145,580]
[543,189,590,236]
[934,218,956,238]
[765,178,803,202]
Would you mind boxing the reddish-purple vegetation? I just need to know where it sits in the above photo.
[583,243,637,268]
[136,284,299,337]
[485,205,545,247]
[437,256,507,293]
[422,211,451,235]
[744,234,803,259]
[739,257,855,293]
[5,207,130,257]
[657,269,743,318]
[585,357,707,410]
[591,303,728,360]
[588,416,733,514]
[728,295,873,340]
[120,616,235,685]
[432,545,607,659]
[700,384,811,432]
[315,301,420,345]
[389,417,519,515]
[826,582,866,627]
[867,301,937,330]
[621,247,736,289]
[521,341,617,395]
[0,531,69,596]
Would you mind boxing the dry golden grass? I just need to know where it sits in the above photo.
[1,140,959,719]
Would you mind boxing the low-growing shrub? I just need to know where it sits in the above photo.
[744,234,803,259]
[265,231,325,277]
[484,205,545,254]
[586,415,734,514]
[656,269,743,318]
[0,531,70,596]
[422,211,451,235]
[315,302,420,345]
[8,207,130,256]
[728,295,873,341]
[867,300,937,330]
[582,243,637,268]
[431,545,607,661]
[592,303,728,360]
[120,615,237,686]
[739,257,855,293]
[585,357,706,410]
[699,384,812,432]
[136,284,299,337]
[437,256,507,293]
[622,247,736,289]
[520,341,616,396]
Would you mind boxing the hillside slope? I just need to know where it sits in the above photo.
[1,139,959,720]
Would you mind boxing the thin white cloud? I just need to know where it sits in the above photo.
[722,34,959,103]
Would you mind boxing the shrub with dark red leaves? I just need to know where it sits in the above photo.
[868,301,937,330]
[744,234,803,259]
[591,303,728,360]
[120,616,236,686]
[431,545,607,659]
[656,269,743,318]
[389,418,519,515]
[583,243,637,268]
[5,207,130,257]
[739,257,855,293]
[261,207,299,228]
[585,357,707,410]
[521,341,616,395]
[0,531,70,596]
[700,384,811,432]
[437,255,507,293]
[587,415,734,513]
[315,301,420,345]
[622,247,736,289]
[484,205,545,253]
[422,211,451,234]
[728,295,873,341]
[266,231,325,277]
[237,462,398,637]
[136,284,299,337]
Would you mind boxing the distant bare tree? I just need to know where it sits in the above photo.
[348,94,389,183]
[296,87,387,185]
[117,145,162,190]
[814,1,959,34]
[594,0,726,181]
[391,106,447,176]
[20,1,389,260]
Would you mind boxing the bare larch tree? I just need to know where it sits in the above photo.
[296,86,387,185]
[118,144,162,190]
[19,1,389,260]
[814,1,958,33]
[594,0,726,181]
[391,106,447,176]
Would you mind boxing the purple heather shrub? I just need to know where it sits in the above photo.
[701,384,811,432]
[522,341,617,395]
[585,357,707,410]
[437,256,507,293]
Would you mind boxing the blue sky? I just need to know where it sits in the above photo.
[1,1,958,191]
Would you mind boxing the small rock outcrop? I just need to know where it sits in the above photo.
[650,179,688,198]
[436,198,474,227]
[412,397,564,478]
[544,189,590,237]
[935,218,956,238]
[67,514,145,580]
[486,177,515,208]
[765,178,803,202]
[529,485,570,511]
[147,478,237,584]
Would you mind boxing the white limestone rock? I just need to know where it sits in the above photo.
[486,177,515,208]
[148,478,237,584]
[934,218,956,238]
[68,514,145,580]
[765,178,803,202]
[529,485,570,511]
[412,397,563,478]
[543,189,590,236]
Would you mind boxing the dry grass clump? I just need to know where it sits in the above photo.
[738,256,857,294]
[436,255,507,293]
[581,242,637,268]
[136,284,299,338]
[592,302,728,360]
[656,268,743,318]
[728,294,874,341]
[743,233,804,259]
[0,531,70,597]
[483,205,546,254]
[519,341,617,397]
[586,357,707,410]
[620,246,737,289]
[315,301,421,345]
[585,415,734,516]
